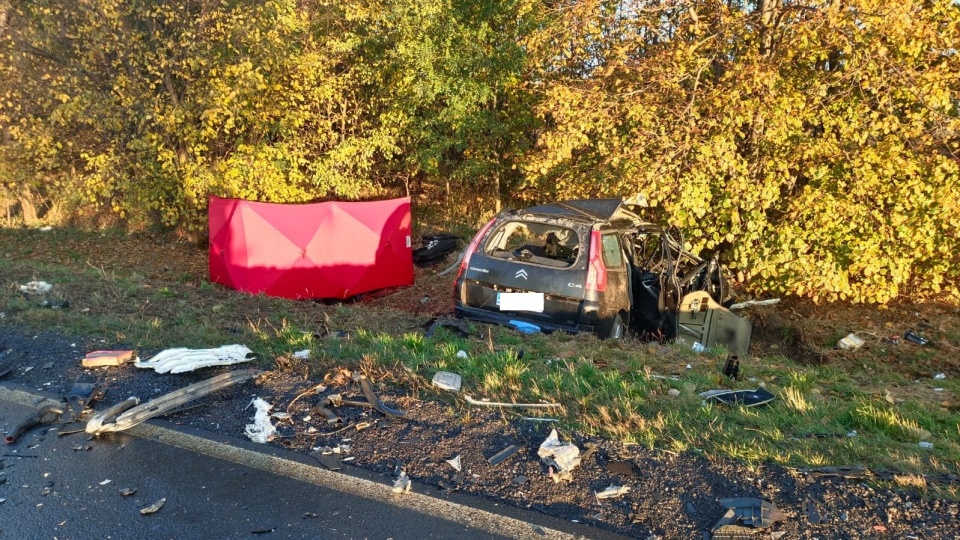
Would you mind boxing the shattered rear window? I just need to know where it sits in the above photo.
[483,221,580,268]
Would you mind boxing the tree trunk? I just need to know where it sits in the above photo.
[19,186,39,225]
[758,0,781,57]
[0,0,9,39]
[493,169,501,213]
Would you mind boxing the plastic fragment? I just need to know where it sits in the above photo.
[538,429,580,479]
[135,345,253,373]
[20,281,53,294]
[244,398,277,444]
[432,371,462,392]
[838,333,864,351]
[140,498,166,515]
[445,454,462,472]
[392,471,411,494]
[595,485,630,499]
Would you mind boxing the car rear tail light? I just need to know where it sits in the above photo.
[455,218,497,285]
[585,230,607,292]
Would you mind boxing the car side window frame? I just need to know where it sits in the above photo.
[600,232,624,269]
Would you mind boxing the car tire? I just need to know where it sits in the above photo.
[599,313,625,340]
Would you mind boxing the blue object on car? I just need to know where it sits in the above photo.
[509,320,541,334]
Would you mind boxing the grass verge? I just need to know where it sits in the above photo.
[1,226,958,496]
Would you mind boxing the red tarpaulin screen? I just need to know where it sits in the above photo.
[208,196,414,299]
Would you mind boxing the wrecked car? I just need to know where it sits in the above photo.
[452,199,750,353]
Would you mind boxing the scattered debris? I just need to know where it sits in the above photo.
[423,317,472,338]
[667,388,681,397]
[445,454,462,472]
[311,395,344,425]
[353,372,406,418]
[245,398,278,444]
[700,387,776,407]
[456,350,468,359]
[60,382,97,424]
[86,369,261,434]
[509,320,541,334]
[463,395,561,410]
[837,333,864,351]
[802,497,821,524]
[604,461,638,478]
[19,281,53,295]
[903,331,928,346]
[934,373,946,380]
[919,441,934,449]
[801,466,869,480]
[538,429,581,482]
[99,479,112,486]
[728,298,780,310]
[140,498,166,515]
[595,485,630,499]
[39,300,69,309]
[711,498,784,538]
[392,471,411,494]
[432,371,462,393]
[286,383,328,416]
[310,451,342,471]
[119,487,137,496]
[135,344,254,373]
[488,444,521,466]
[723,355,740,380]
[580,441,598,463]
[293,349,311,360]
[251,526,276,535]
[413,234,460,267]
[5,404,64,444]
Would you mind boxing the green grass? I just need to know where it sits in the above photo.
[1,227,959,496]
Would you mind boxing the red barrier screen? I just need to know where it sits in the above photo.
[209,196,413,299]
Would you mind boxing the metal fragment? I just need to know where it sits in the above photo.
[488,444,521,466]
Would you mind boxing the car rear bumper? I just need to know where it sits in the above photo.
[453,304,595,335]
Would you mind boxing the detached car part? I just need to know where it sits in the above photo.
[353,372,405,418]
[5,381,99,444]
[5,404,64,444]
[675,291,752,356]
[135,344,253,374]
[86,369,261,434]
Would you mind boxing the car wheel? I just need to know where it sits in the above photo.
[599,313,625,340]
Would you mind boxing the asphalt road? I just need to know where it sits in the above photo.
[0,385,628,540]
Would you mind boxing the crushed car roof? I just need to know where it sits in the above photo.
[518,199,626,222]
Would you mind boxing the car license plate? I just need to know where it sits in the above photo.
[498,292,544,312]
